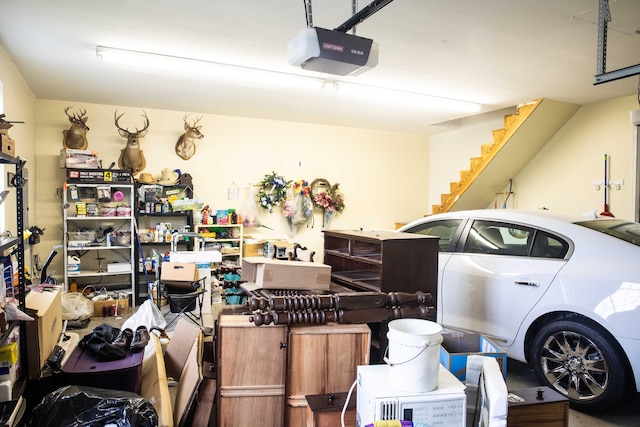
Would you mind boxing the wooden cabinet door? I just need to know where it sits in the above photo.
[286,324,370,427]
[218,315,287,427]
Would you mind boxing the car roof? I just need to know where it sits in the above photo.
[400,208,618,231]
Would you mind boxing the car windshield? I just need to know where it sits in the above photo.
[576,219,640,247]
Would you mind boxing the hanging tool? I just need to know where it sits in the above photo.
[600,154,614,217]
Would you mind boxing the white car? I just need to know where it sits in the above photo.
[398,209,640,411]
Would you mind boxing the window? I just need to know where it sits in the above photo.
[530,230,569,259]
[464,220,531,256]
[403,219,463,251]
[463,220,569,259]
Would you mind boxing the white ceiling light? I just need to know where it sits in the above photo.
[96,46,481,113]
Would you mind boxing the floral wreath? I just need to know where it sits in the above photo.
[310,178,345,213]
[293,179,311,196]
[257,171,291,213]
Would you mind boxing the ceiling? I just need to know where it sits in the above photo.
[1,0,638,135]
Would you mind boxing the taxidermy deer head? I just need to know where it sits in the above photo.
[175,114,204,160]
[62,107,89,150]
[115,110,149,175]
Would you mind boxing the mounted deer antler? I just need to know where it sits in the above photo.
[115,110,149,175]
[175,113,204,160]
[62,106,89,150]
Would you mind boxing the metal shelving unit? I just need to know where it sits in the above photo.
[0,151,28,411]
[62,182,135,302]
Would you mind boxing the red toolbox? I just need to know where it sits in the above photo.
[61,345,144,394]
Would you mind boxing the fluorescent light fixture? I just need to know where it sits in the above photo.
[325,80,481,113]
[96,46,319,89]
[96,45,482,113]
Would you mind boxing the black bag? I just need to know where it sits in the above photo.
[30,385,158,427]
[79,323,126,362]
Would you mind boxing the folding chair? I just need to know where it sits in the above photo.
[160,270,207,328]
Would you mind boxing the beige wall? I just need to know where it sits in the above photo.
[429,96,639,219]
[513,96,638,218]
[34,99,429,276]
[0,43,36,234]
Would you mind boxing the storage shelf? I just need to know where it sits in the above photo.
[68,270,133,277]
[134,183,195,305]
[67,245,132,250]
[195,223,243,265]
[0,236,19,253]
[137,212,191,218]
[66,215,132,220]
[63,180,135,302]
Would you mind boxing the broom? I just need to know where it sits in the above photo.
[600,154,614,217]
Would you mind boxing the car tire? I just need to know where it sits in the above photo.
[531,319,628,412]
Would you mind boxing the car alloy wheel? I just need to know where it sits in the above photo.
[532,319,627,411]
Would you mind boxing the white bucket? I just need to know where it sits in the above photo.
[67,256,81,273]
[385,318,443,392]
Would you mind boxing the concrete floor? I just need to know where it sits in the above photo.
[506,358,640,426]
[73,304,640,427]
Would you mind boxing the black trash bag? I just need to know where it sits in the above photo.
[29,385,158,427]
[79,323,126,362]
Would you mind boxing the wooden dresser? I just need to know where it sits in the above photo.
[323,229,438,362]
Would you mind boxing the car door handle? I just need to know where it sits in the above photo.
[515,280,539,287]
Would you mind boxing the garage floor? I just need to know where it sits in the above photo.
[506,358,640,426]
[69,305,640,426]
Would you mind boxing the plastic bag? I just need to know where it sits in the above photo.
[291,192,313,226]
[30,385,158,427]
[122,298,166,332]
[62,292,93,321]
[239,185,261,228]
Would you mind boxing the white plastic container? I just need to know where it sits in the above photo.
[67,256,81,273]
[385,318,443,392]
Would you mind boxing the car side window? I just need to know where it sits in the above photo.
[531,231,569,259]
[464,221,531,256]
[403,219,462,251]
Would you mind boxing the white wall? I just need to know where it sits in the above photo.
[34,99,430,278]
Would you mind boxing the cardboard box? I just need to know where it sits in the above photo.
[243,241,266,257]
[107,262,132,273]
[241,257,331,290]
[93,298,130,317]
[25,289,63,379]
[0,133,15,157]
[439,329,507,381]
[160,262,199,287]
[59,148,99,169]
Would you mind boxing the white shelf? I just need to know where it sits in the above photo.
[195,223,243,265]
[63,180,136,304]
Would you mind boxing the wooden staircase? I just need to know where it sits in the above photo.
[431,98,580,214]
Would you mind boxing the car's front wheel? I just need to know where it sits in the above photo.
[531,319,628,412]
